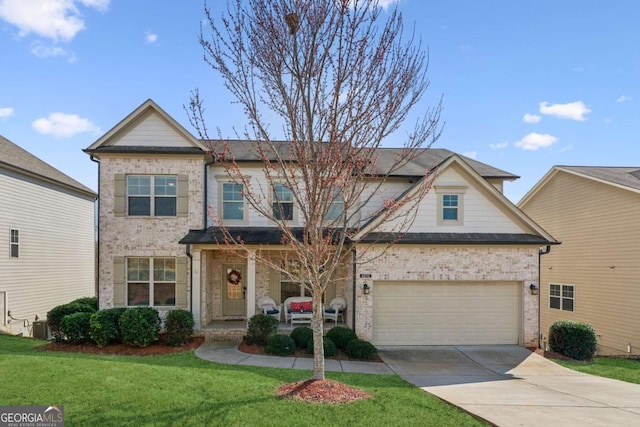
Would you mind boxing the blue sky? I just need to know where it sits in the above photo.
[1,0,638,203]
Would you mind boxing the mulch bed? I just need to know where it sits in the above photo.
[277,379,371,404]
[238,340,384,363]
[35,334,204,356]
[528,347,576,361]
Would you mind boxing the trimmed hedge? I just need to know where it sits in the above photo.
[345,339,378,360]
[165,309,195,346]
[265,334,296,356]
[120,307,161,347]
[548,320,597,361]
[60,312,92,343]
[290,326,313,349]
[90,308,127,347]
[47,302,97,342]
[306,336,337,357]
[326,326,357,350]
[245,314,278,346]
[69,296,98,311]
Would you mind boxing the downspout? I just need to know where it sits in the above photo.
[186,243,193,316]
[89,155,100,301]
[538,245,551,348]
[351,246,357,334]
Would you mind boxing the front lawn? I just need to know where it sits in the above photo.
[555,357,640,385]
[0,335,485,426]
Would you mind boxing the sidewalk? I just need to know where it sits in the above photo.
[195,340,394,375]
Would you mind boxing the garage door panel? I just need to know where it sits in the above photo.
[373,282,520,346]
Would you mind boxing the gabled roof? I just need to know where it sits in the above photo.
[84,99,208,154]
[519,166,640,207]
[0,135,96,198]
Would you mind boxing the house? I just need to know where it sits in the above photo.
[84,99,557,347]
[0,135,97,336]
[519,166,640,356]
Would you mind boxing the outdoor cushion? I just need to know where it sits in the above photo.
[290,302,302,311]
[302,301,313,311]
[266,309,279,315]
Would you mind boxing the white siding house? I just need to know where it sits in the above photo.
[0,135,97,336]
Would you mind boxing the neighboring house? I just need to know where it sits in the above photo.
[519,166,640,356]
[0,135,97,336]
[85,99,557,347]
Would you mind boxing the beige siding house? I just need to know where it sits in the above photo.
[86,99,557,348]
[0,136,97,336]
[519,166,640,355]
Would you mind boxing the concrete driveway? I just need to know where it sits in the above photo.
[378,345,640,427]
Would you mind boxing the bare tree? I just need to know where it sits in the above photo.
[190,0,442,380]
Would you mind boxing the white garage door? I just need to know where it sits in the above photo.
[373,282,520,345]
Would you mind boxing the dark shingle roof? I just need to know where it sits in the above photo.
[558,166,640,191]
[0,135,96,197]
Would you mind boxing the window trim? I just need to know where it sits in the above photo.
[217,177,248,224]
[126,257,177,307]
[549,283,574,312]
[126,175,177,217]
[325,187,345,222]
[435,185,466,226]
[271,182,297,223]
[9,229,19,258]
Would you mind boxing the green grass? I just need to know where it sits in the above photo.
[0,335,485,426]
[555,357,640,385]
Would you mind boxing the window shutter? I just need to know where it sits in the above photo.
[177,175,189,217]
[269,267,281,303]
[114,174,126,217]
[113,256,126,307]
[176,257,188,308]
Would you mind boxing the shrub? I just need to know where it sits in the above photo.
[326,326,357,350]
[90,308,127,347]
[60,312,92,344]
[346,339,378,360]
[265,334,296,356]
[119,307,161,347]
[548,320,597,361]
[306,337,337,357]
[47,302,97,342]
[290,326,313,349]
[69,296,98,311]
[245,314,278,346]
[165,309,195,347]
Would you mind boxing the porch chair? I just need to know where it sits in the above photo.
[284,296,314,325]
[323,297,347,324]
[256,296,281,322]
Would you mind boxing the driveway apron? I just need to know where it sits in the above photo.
[378,345,640,427]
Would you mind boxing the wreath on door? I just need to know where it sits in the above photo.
[227,269,242,285]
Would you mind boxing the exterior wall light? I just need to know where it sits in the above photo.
[363,283,370,295]
[529,284,538,295]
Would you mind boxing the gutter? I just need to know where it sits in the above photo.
[89,155,100,301]
[351,247,357,334]
[537,245,552,348]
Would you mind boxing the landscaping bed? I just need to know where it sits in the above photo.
[239,339,384,363]
[36,334,204,356]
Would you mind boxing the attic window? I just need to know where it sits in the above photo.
[435,186,466,226]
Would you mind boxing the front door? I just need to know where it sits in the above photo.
[222,265,246,316]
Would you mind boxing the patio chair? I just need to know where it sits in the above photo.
[284,296,314,325]
[257,296,281,322]
[323,297,346,324]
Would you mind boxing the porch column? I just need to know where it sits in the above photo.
[246,249,256,318]
[191,249,202,330]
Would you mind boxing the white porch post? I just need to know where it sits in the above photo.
[246,249,256,319]
[191,249,202,330]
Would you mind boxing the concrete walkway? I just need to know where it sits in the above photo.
[378,345,640,427]
[195,340,394,375]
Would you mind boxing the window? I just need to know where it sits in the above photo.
[9,229,19,258]
[126,257,176,307]
[127,175,176,216]
[436,186,466,226]
[273,184,294,221]
[222,182,244,221]
[550,284,574,312]
[325,188,344,221]
[280,260,310,301]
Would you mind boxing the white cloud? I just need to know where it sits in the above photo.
[489,141,509,150]
[616,95,630,103]
[31,41,71,58]
[32,112,100,137]
[514,133,558,151]
[145,32,158,43]
[377,0,399,9]
[539,101,591,121]
[0,107,15,119]
[523,113,541,124]
[0,0,109,42]
[462,151,477,159]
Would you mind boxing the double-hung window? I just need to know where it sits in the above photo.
[9,229,19,258]
[222,182,245,221]
[549,284,574,312]
[325,188,344,221]
[127,257,176,307]
[436,186,466,226]
[273,184,294,221]
[127,175,177,216]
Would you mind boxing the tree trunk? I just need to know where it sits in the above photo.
[311,291,325,380]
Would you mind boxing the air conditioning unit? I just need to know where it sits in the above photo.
[32,320,49,340]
